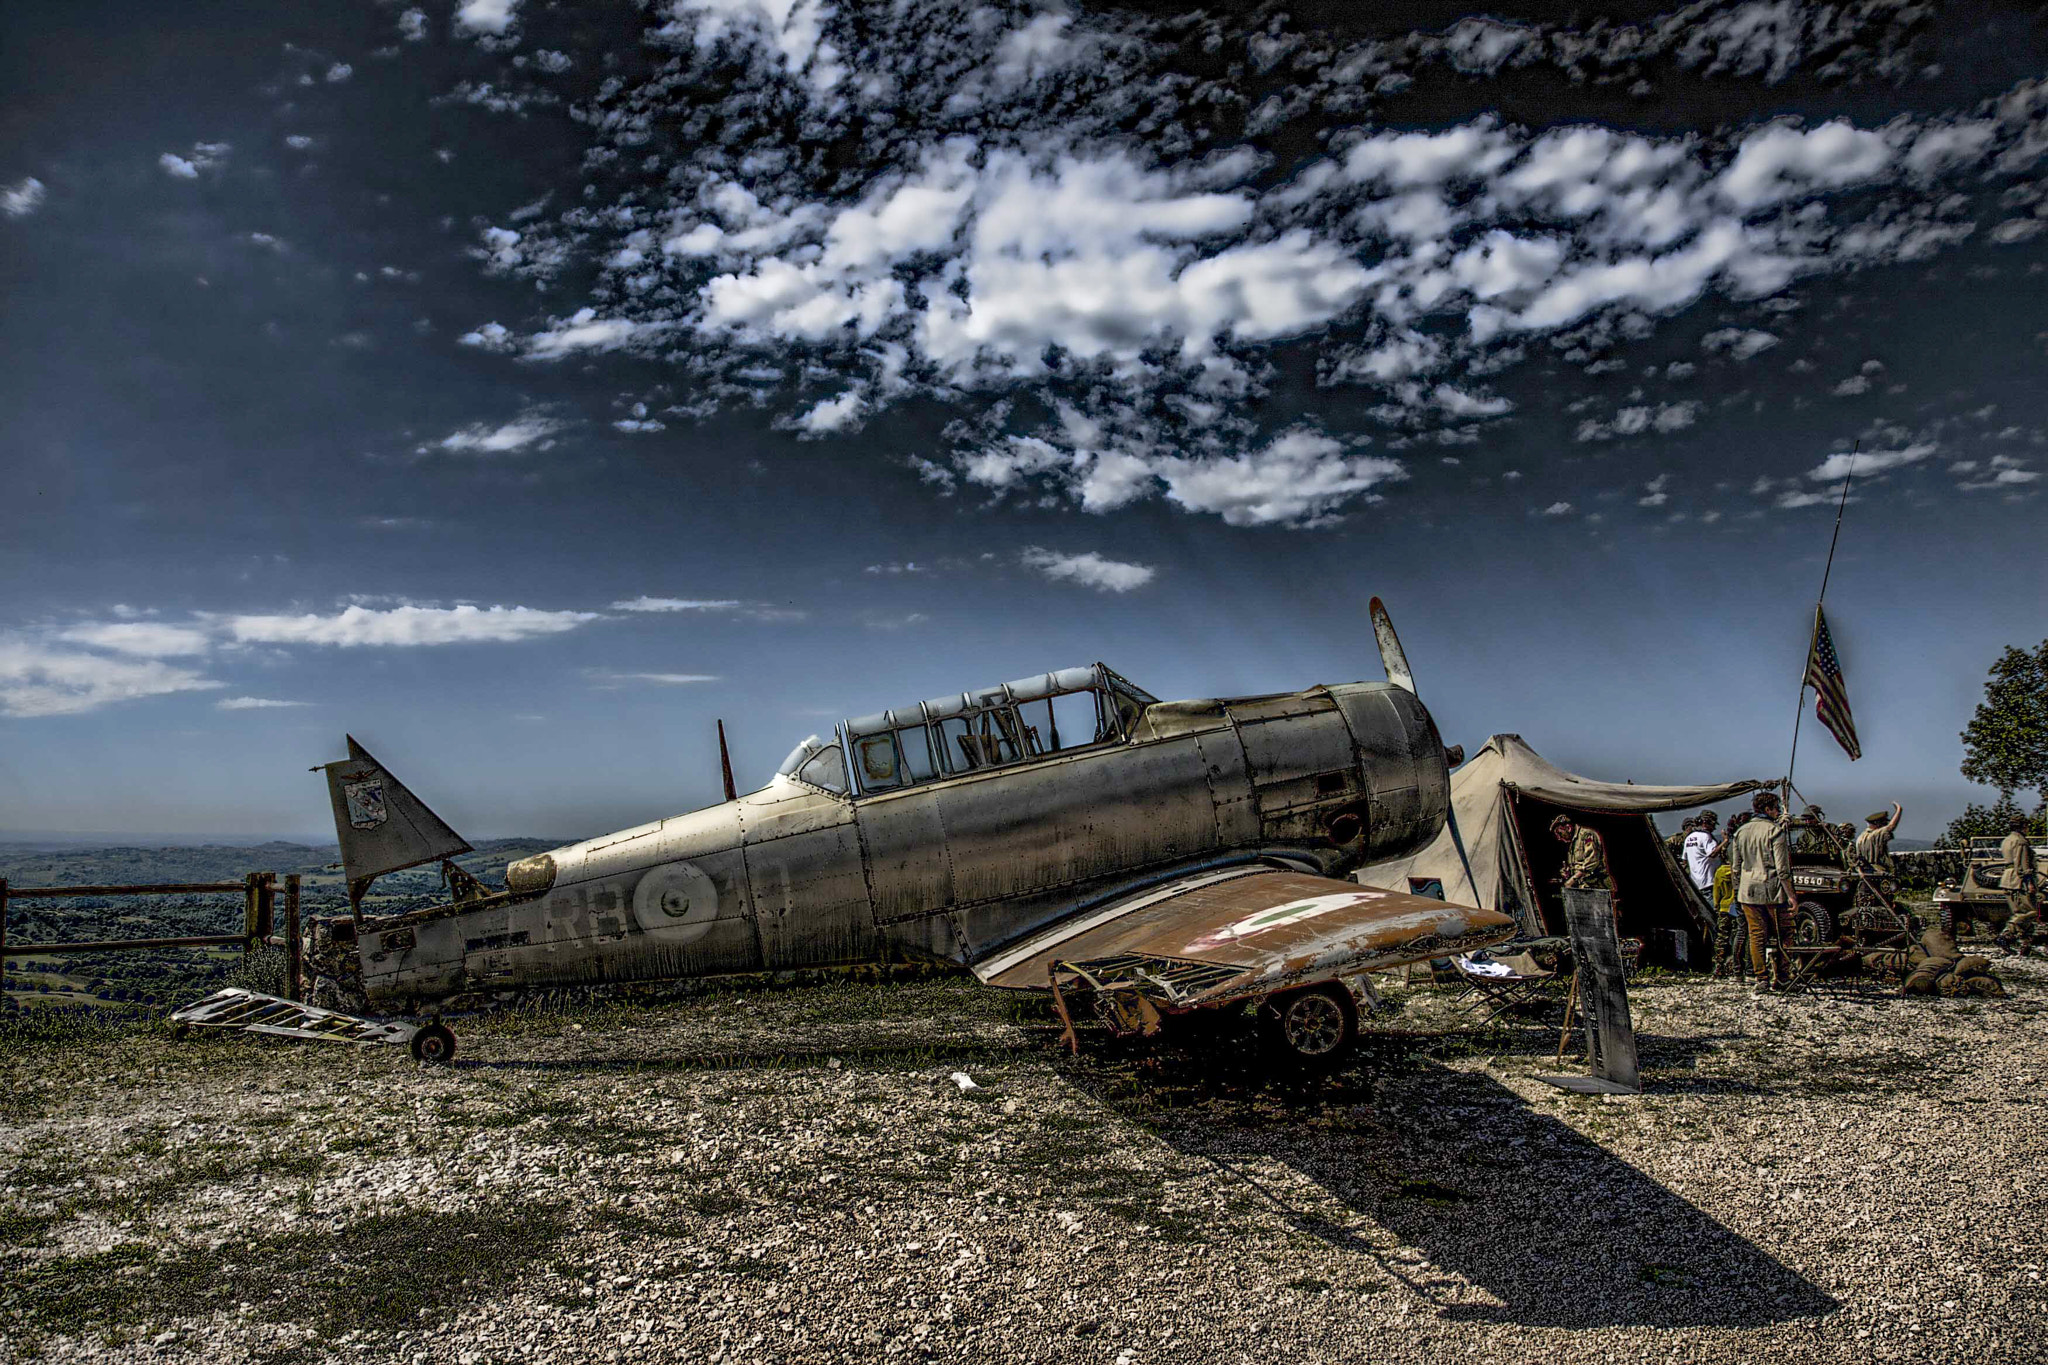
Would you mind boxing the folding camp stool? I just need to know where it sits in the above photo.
[1451,950,1560,1024]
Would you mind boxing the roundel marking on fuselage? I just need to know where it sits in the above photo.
[632,861,721,944]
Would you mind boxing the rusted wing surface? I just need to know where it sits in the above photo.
[972,866,1515,1005]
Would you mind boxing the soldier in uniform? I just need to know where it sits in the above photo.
[1551,813,1619,927]
[1995,816,2040,956]
[1792,804,1835,861]
[1732,790,1798,990]
[1855,804,1903,873]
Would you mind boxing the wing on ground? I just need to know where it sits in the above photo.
[971,865,1516,1008]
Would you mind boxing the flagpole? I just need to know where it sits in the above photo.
[1785,442,1858,805]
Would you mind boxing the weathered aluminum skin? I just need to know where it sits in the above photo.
[355,675,1458,1006]
[974,867,1517,1002]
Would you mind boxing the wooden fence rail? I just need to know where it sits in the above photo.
[0,873,304,1003]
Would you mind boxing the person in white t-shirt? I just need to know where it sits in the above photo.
[1682,809,1725,891]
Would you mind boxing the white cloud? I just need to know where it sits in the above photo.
[157,142,228,180]
[432,413,560,455]
[216,696,311,710]
[1576,400,1702,442]
[1831,374,1872,396]
[526,309,670,359]
[1701,327,1779,360]
[1958,454,2040,491]
[1715,121,1893,211]
[57,622,212,657]
[1805,443,1937,481]
[1539,501,1573,516]
[592,671,719,686]
[398,8,427,41]
[1156,429,1408,527]
[1019,548,1156,593]
[456,0,520,37]
[668,0,844,92]
[225,604,598,647]
[0,640,222,718]
[2,176,46,218]
[794,390,865,435]
[608,597,742,612]
[325,62,353,83]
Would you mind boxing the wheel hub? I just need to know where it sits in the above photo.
[1282,992,1346,1055]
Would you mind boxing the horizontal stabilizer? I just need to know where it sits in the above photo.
[322,735,472,886]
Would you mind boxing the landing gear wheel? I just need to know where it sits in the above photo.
[1259,984,1357,1070]
[1792,901,1835,948]
[409,1022,457,1064]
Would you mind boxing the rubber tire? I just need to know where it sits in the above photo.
[1792,901,1835,947]
[1939,903,1961,939]
[409,1022,457,1064]
[1259,984,1358,1071]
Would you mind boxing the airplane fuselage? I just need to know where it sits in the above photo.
[354,678,1453,1006]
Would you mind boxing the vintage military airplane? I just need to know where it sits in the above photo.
[233,600,1512,1066]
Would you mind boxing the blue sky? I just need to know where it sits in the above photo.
[2,0,2044,842]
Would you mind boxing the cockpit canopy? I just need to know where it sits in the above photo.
[776,664,1158,797]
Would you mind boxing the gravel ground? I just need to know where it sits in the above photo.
[3,956,2046,1365]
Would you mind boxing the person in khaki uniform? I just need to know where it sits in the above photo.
[1551,813,1619,923]
[1732,790,1799,989]
[1855,803,1903,873]
[1996,816,2040,955]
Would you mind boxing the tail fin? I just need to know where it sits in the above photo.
[321,736,472,894]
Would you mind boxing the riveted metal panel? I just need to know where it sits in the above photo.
[743,820,875,967]
[1194,727,1258,846]
[941,737,1220,956]
[852,787,952,927]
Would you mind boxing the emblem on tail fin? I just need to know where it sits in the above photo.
[342,778,388,830]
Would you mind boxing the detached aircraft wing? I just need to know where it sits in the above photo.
[970,864,1515,1011]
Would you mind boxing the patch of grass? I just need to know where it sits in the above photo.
[0,1208,64,1247]
[1283,1275,1332,1294]
[0,1204,566,1345]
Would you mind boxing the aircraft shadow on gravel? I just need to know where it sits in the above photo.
[1065,1036,1840,1332]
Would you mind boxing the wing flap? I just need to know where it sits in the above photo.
[973,866,1515,1003]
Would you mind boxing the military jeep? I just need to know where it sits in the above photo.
[1930,837,2020,938]
[1787,854,1912,947]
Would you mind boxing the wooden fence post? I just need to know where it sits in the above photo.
[243,872,262,956]
[285,874,302,1002]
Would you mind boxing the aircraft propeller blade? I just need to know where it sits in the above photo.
[1369,596,1416,694]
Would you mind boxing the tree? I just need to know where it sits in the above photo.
[1942,794,2046,848]
[1960,640,2048,800]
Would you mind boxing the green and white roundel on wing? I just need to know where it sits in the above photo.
[1183,892,1381,954]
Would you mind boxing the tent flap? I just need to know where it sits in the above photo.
[1487,733,1767,813]
[1357,735,1761,967]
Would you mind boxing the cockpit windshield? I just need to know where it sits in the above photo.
[785,663,1155,798]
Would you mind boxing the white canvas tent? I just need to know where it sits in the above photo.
[1358,734,1769,970]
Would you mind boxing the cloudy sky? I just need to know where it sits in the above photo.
[2,0,2045,841]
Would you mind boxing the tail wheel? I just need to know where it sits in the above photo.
[1792,902,1835,947]
[1259,984,1357,1069]
[409,1022,457,1064]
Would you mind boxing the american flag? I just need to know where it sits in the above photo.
[1804,605,1861,761]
